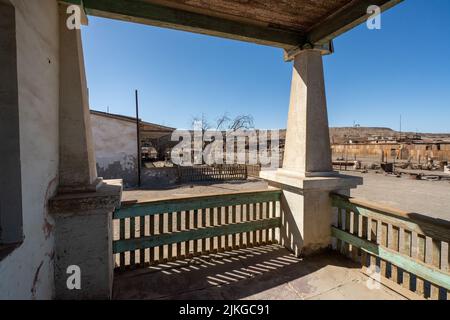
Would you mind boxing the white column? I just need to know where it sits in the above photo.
[50,5,122,300]
[58,3,101,193]
[261,48,362,256]
[282,49,332,176]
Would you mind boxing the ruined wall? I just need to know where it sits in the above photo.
[91,114,138,187]
[332,143,450,163]
[141,167,179,188]
[0,0,59,299]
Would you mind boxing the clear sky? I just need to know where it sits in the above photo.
[82,0,450,133]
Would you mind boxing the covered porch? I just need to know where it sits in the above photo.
[44,0,450,301]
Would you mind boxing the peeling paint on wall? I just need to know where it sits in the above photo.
[91,113,138,187]
[31,260,44,300]
[0,0,58,300]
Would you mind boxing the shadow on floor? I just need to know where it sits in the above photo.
[113,245,401,300]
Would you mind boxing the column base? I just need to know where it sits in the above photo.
[57,177,104,194]
[261,169,362,193]
[49,179,122,300]
[260,169,362,256]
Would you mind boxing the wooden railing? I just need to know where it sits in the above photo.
[331,193,450,300]
[113,189,282,271]
[177,164,247,183]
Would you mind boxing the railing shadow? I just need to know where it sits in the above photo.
[113,244,360,300]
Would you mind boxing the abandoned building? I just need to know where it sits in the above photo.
[1,0,449,301]
[90,110,175,187]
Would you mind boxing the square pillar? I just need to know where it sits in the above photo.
[58,3,101,193]
[261,47,362,256]
[49,180,122,300]
[49,5,123,300]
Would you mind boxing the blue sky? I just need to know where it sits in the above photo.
[82,0,450,133]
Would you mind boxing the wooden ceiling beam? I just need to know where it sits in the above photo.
[61,0,305,49]
[306,0,404,45]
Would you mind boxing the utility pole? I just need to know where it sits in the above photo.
[135,90,141,187]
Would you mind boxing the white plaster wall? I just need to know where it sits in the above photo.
[0,0,59,299]
[91,114,138,186]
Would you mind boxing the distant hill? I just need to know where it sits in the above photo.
[330,127,395,137]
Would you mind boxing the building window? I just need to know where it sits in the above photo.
[0,0,23,248]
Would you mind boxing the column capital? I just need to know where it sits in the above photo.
[284,41,334,62]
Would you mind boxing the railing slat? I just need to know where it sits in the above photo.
[332,227,450,291]
[185,210,191,257]
[130,217,136,266]
[140,216,145,266]
[225,206,230,250]
[193,209,199,255]
[158,213,165,262]
[332,194,450,243]
[149,215,155,264]
[271,201,276,243]
[119,219,125,270]
[232,205,237,249]
[176,211,182,258]
[218,207,223,251]
[245,203,250,247]
[202,208,207,254]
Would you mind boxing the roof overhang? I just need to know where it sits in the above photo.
[62,0,402,51]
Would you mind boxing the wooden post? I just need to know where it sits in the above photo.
[135,90,141,187]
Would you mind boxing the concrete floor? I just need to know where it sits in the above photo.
[113,245,404,300]
[348,171,450,221]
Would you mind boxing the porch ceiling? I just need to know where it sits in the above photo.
[63,0,402,49]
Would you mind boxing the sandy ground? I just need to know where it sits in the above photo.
[347,171,450,221]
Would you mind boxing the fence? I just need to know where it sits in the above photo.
[331,193,450,300]
[113,189,282,271]
[178,164,247,182]
[246,164,262,178]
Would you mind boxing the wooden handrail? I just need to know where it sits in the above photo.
[116,189,282,219]
[331,193,450,243]
[331,193,450,300]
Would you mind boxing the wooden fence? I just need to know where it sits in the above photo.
[113,189,282,271]
[331,193,450,300]
[246,164,262,178]
[178,165,247,182]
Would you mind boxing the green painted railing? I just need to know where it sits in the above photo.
[113,189,282,270]
[331,193,450,300]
